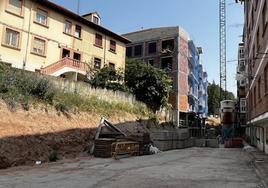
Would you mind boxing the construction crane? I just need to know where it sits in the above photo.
[219,0,227,101]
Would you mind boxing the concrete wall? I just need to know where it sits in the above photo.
[0,0,126,72]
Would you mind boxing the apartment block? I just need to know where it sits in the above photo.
[237,0,268,153]
[0,0,130,80]
[122,27,208,125]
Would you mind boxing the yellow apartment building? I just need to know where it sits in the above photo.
[0,0,130,80]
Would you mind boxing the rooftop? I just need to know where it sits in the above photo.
[36,0,130,43]
[122,26,189,43]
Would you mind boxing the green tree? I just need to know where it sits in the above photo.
[90,66,127,92]
[208,81,236,115]
[125,59,172,112]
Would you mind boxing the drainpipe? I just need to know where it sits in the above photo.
[176,34,180,127]
[23,1,34,70]
[103,35,107,65]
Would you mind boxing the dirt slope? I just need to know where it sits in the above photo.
[0,101,139,169]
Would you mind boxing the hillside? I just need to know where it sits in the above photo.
[0,100,148,169]
[0,64,157,169]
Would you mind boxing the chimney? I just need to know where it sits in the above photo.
[82,12,101,25]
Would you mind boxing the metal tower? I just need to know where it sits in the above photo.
[219,0,227,101]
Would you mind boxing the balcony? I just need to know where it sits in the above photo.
[41,57,90,77]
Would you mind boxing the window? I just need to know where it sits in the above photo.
[73,52,81,61]
[148,59,154,66]
[109,62,115,69]
[95,34,103,47]
[3,28,20,48]
[35,8,48,26]
[110,40,116,53]
[258,77,261,99]
[257,28,260,51]
[134,44,143,56]
[161,57,173,70]
[7,0,23,16]
[162,39,174,52]
[64,20,72,34]
[74,25,81,38]
[62,48,70,58]
[254,87,256,106]
[93,16,99,24]
[94,58,101,69]
[265,65,268,92]
[32,37,46,56]
[240,98,246,113]
[148,42,157,54]
[263,0,267,36]
[126,46,132,57]
[251,9,254,31]
[254,0,258,11]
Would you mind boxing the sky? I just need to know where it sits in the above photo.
[51,0,244,95]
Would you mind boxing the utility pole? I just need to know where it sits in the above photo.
[219,0,227,101]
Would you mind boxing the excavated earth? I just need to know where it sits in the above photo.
[0,100,135,169]
[0,101,173,169]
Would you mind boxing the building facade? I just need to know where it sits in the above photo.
[237,0,268,153]
[122,27,208,125]
[0,0,129,80]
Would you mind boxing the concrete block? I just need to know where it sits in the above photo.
[184,138,195,148]
[153,140,170,151]
[194,139,206,147]
[176,140,185,149]
[151,131,173,141]
[172,140,178,149]
[177,128,189,140]
[207,139,219,148]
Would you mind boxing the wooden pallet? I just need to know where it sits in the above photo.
[111,141,139,159]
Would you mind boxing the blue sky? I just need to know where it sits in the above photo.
[51,0,244,95]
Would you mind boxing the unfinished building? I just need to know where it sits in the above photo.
[123,27,208,126]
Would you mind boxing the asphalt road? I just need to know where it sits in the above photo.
[0,147,263,188]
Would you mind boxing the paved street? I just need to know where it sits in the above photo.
[0,147,263,188]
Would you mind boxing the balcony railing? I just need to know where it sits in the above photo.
[41,57,90,75]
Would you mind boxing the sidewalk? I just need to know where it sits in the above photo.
[244,144,268,188]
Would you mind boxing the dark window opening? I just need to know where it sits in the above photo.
[94,58,101,69]
[148,42,157,54]
[162,39,174,52]
[258,77,261,99]
[161,57,173,70]
[265,65,268,92]
[262,0,267,36]
[134,45,143,56]
[148,59,154,66]
[254,87,256,106]
[109,62,115,69]
[74,25,81,38]
[62,49,70,58]
[73,52,81,61]
[126,46,132,57]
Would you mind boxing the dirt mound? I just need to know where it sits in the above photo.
[0,101,140,169]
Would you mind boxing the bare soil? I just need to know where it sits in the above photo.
[0,100,140,169]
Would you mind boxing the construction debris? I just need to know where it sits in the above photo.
[93,118,139,158]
